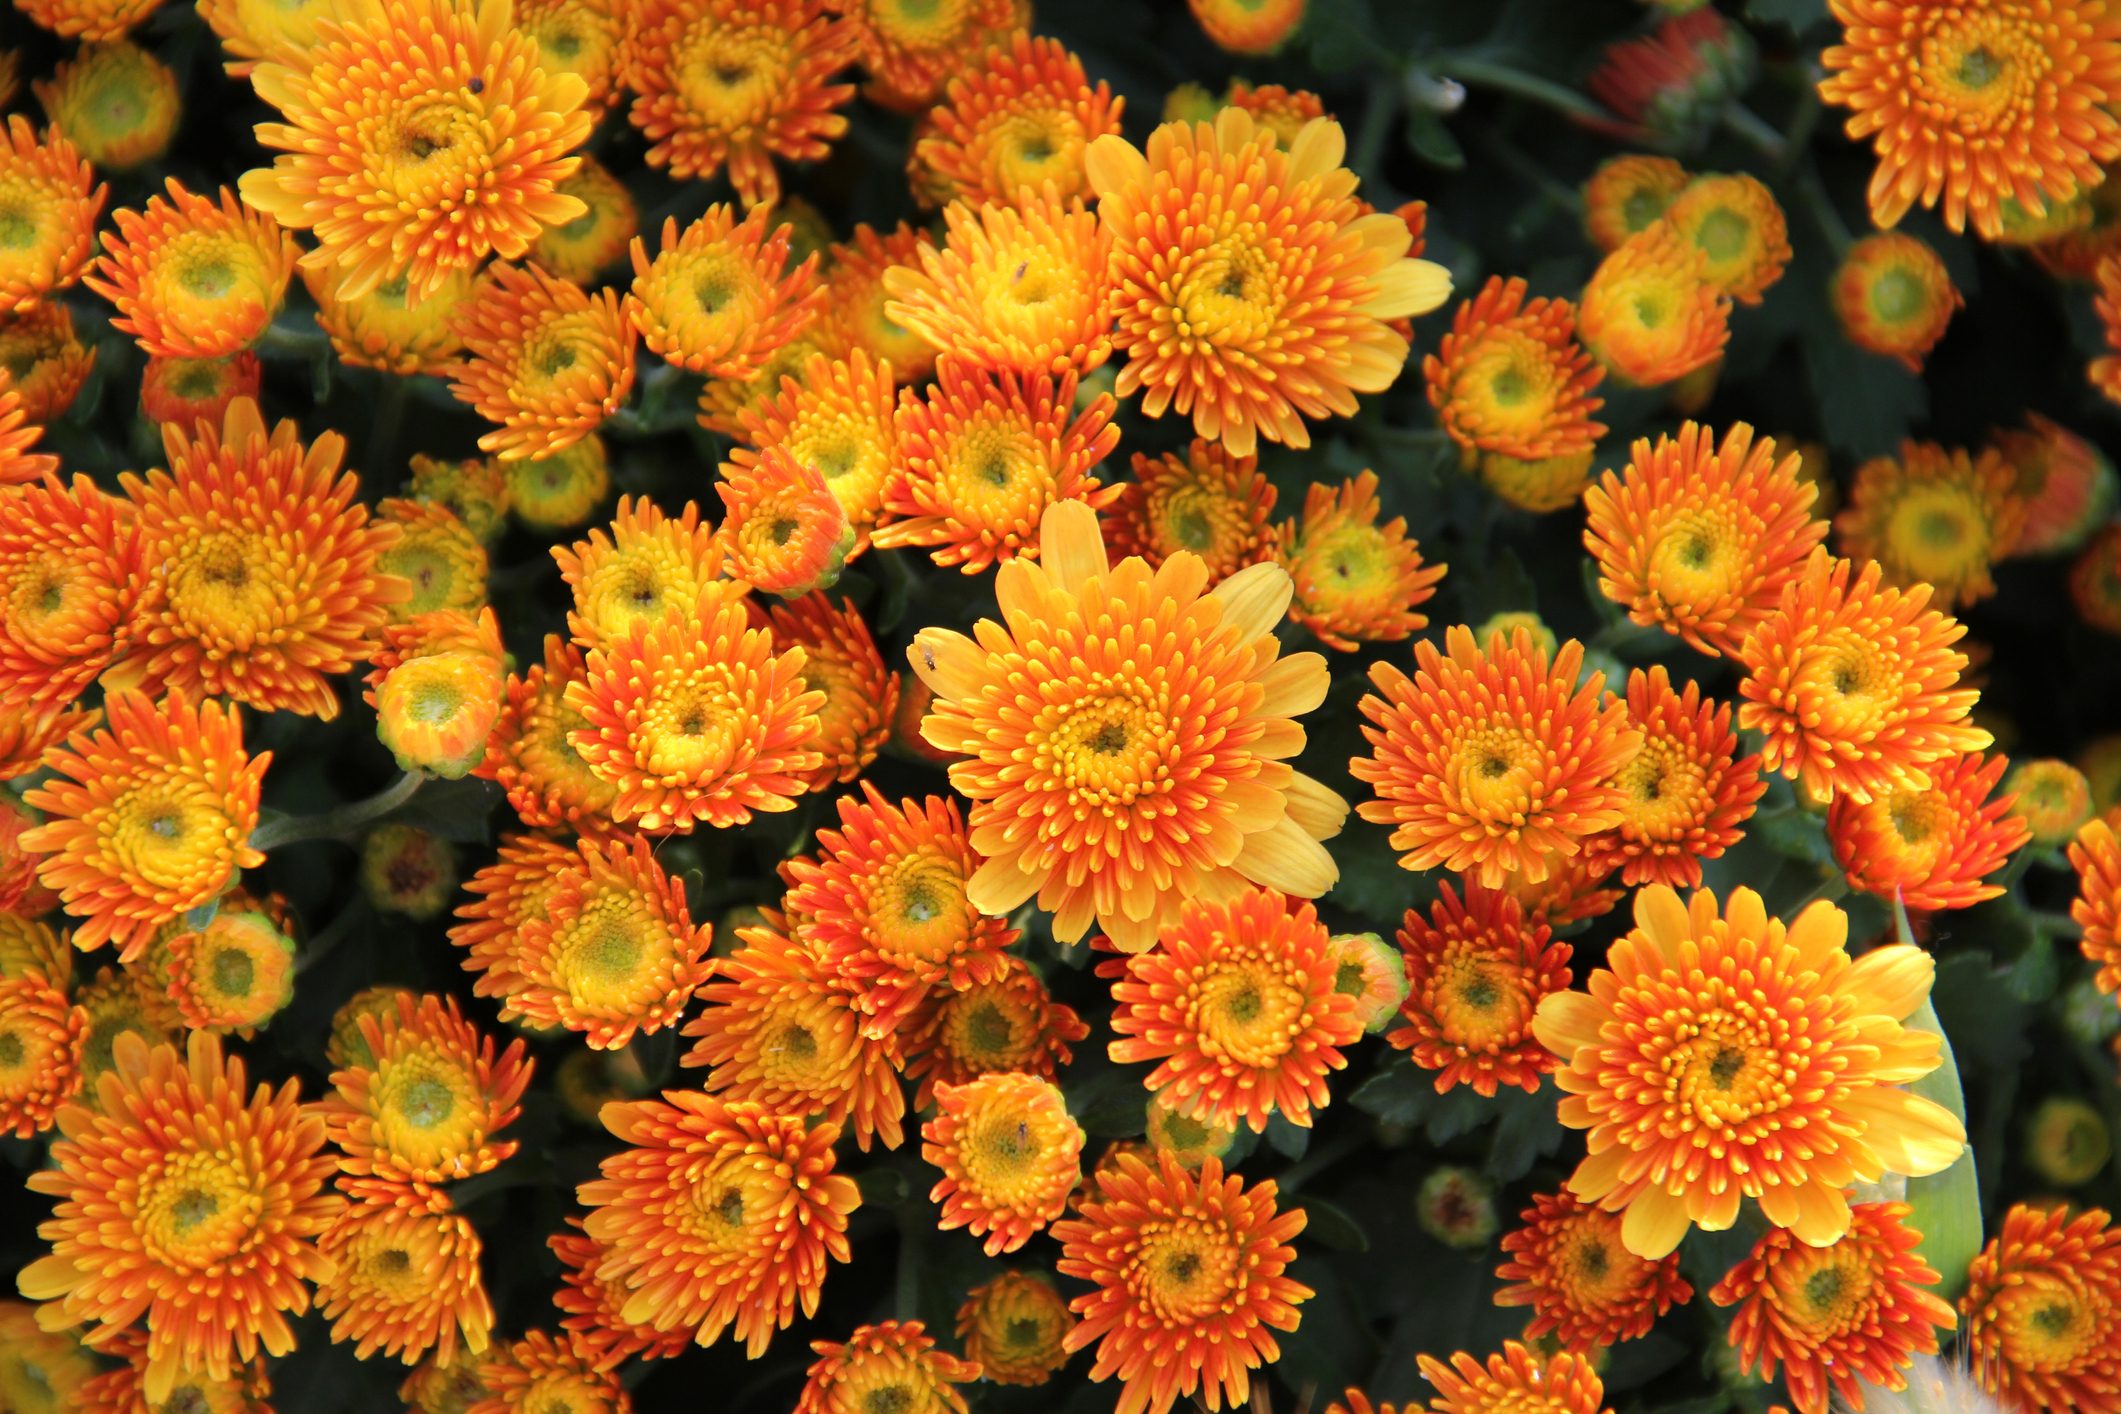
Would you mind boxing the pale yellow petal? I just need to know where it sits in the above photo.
[1283,771,1349,840]
[1843,944,1935,1020]
[1361,257,1453,319]
[968,854,1042,917]
[1039,499,1109,596]
[1083,134,1147,200]
[1234,816,1339,897]
[1283,117,1347,182]
[1632,885,1692,961]
[1256,653,1330,718]
[1844,1088,1967,1178]
[1787,1180,1853,1247]
[1211,561,1296,642]
[1620,1186,1692,1260]
[1532,990,1607,1057]
[908,629,988,702]
[1786,897,1851,969]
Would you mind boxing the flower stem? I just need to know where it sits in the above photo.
[256,321,330,360]
[368,375,410,480]
[250,769,427,852]
[1796,163,1855,258]
[1443,55,1610,126]
[1719,102,1789,165]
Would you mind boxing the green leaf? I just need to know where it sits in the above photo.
[1807,323,1928,462]
[1351,1062,1435,1129]
[855,1169,911,1208]
[1487,1086,1563,1182]
[1402,107,1467,171]
[1745,0,1828,28]
[1290,1195,1371,1253]
[1900,899,1984,1302]
[1266,1114,1312,1161]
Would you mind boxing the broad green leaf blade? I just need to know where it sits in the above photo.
[1898,897,1984,1302]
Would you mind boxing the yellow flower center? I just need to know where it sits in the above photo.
[940,993,1032,1068]
[384,533,479,616]
[1868,266,1932,327]
[368,93,495,209]
[876,0,979,47]
[1190,958,1304,1067]
[1920,16,2045,127]
[935,411,1050,528]
[1559,1221,1631,1305]
[982,109,1082,193]
[1784,1244,1880,1337]
[103,780,231,893]
[1136,1219,1241,1323]
[868,841,978,966]
[1993,1271,2102,1370]
[1153,479,1252,565]
[677,1155,779,1256]
[1654,1005,1797,1131]
[1453,328,1566,442]
[1614,735,1711,842]
[1430,946,1534,1050]
[549,889,674,1015]
[1034,689,1170,806]
[164,528,283,648]
[955,1101,1070,1205]
[517,311,610,399]
[640,670,747,780]
[1173,228,1281,348]
[4,557,87,640]
[757,1001,844,1091]
[1299,523,1392,605]
[675,20,793,133]
[139,1149,264,1269]
[1881,786,1954,879]
[373,1048,484,1176]
[1795,627,1903,742]
[579,543,698,639]
[1882,483,1993,586]
[1448,724,1545,827]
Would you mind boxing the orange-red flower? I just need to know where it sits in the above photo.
[1737,550,1992,804]
[1495,1189,1692,1352]
[1186,0,1305,55]
[86,179,296,359]
[316,1183,494,1367]
[1819,0,2121,239]
[1579,224,1729,389]
[1424,276,1606,462]
[620,0,857,206]
[828,0,1015,111]
[1053,1150,1309,1414]
[1993,413,2116,557]
[813,221,938,378]
[320,990,532,1185]
[1085,108,1450,456]
[1535,884,1966,1259]
[1277,469,1447,651]
[909,500,1347,952]
[1104,438,1277,584]
[1829,749,2031,913]
[956,1271,1075,1387]
[13,0,161,40]
[0,117,103,315]
[504,833,714,1049]
[752,592,896,791]
[0,472,140,711]
[19,1031,337,1403]
[0,700,93,782]
[475,635,619,833]
[681,914,906,1150]
[1352,626,1642,887]
[1661,172,1791,305]
[795,1319,979,1414]
[0,370,55,489]
[0,303,95,423]
[578,1090,859,1356]
[1582,154,1689,253]
[912,34,1121,206]
[553,494,727,648]
[1711,1199,1955,1414]
[549,1217,693,1370]
[625,204,822,378]
[449,833,577,1007]
[1416,1343,1609,1414]
[1108,888,1359,1132]
[34,40,181,175]
[0,971,83,1137]
[716,447,854,596]
[112,398,408,717]
[883,188,1114,378]
[568,592,824,831]
[781,784,1013,1037]
[306,266,479,378]
[161,908,295,1036]
[875,358,1121,573]
[448,261,636,461]
[241,0,590,301]
[1833,231,1962,372]
[1391,882,1572,1097]
[1586,666,1765,889]
[1961,1202,2121,1413]
[21,693,266,960]
[2072,817,2121,993]
[139,351,262,429]
[905,954,1088,1109]
[1836,440,2026,608]
[924,1071,1084,1255]
[730,347,898,547]
[474,1329,628,1414]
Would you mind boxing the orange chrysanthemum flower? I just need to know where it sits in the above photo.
[240,0,592,301]
[808,223,931,374]
[519,0,625,110]
[752,593,895,790]
[21,694,266,959]
[375,500,487,624]
[1836,441,2026,608]
[320,991,532,1185]
[1961,1202,2121,1412]
[549,1217,693,1370]
[2071,817,2121,992]
[1108,888,1360,1131]
[74,1328,272,1414]
[0,700,94,783]
[507,436,611,532]
[161,909,294,1035]
[1738,550,1991,804]
[1534,884,1966,1259]
[924,1071,1084,1255]
[578,1091,859,1356]
[1104,438,1277,583]
[1086,109,1450,456]
[532,154,638,284]
[1661,173,1791,305]
[795,1319,979,1414]
[912,34,1121,207]
[0,971,83,1137]
[0,1298,95,1410]
[194,0,346,76]
[1352,626,1642,887]
[1582,154,1688,252]
[1187,0,1305,54]
[1278,469,1446,652]
[1390,882,1572,1097]
[449,261,636,461]
[505,833,713,1048]
[112,398,408,717]
[1833,231,1962,373]
[0,117,103,315]
[1577,223,1730,387]
[620,0,857,206]
[957,1271,1074,1386]
[731,348,897,546]
[2074,521,2121,632]
[317,1184,494,1367]
[1711,1199,1954,1414]
[0,303,95,424]
[553,495,726,648]
[1053,1150,1308,1414]
[1424,276,1606,462]
[450,833,576,1005]
[12,0,161,40]
[875,358,1121,572]
[1819,0,2121,239]
[1495,1189,1692,1352]
[828,0,1014,111]
[909,500,1348,951]
[1219,80,1327,148]
[1584,422,1828,657]
[883,189,1114,378]
[34,40,180,174]
[139,351,262,429]
[716,448,854,596]
[569,593,823,831]
[367,608,508,779]
[1829,749,2031,913]
[1993,412,2117,557]
[19,1032,337,1403]
[0,370,56,489]
[905,954,1088,1108]
[306,266,478,378]
[476,635,619,833]
[1586,666,1765,889]
[475,1329,628,1414]
[86,180,296,359]
[625,205,822,379]
[680,915,906,1150]
[1416,1343,1608,1414]
[781,784,1013,1037]
[0,473,140,710]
